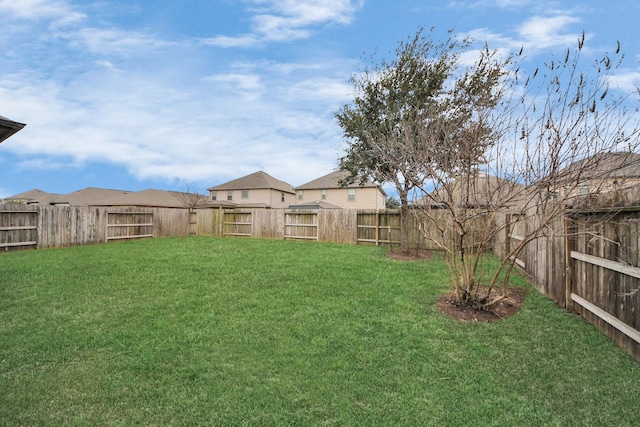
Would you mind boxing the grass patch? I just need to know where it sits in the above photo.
[1,237,639,426]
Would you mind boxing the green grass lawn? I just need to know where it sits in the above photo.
[1,237,639,426]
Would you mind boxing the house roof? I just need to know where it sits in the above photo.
[0,115,26,143]
[416,173,525,208]
[559,152,640,181]
[295,170,382,191]
[289,200,341,209]
[6,187,230,208]
[4,189,62,205]
[50,187,132,206]
[207,171,295,193]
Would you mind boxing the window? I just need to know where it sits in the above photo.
[241,190,249,199]
[211,191,217,201]
[281,192,285,202]
[577,181,590,195]
[227,191,233,201]
[298,190,304,200]
[348,188,355,201]
[321,189,327,200]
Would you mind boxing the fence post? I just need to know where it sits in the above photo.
[564,214,576,310]
[504,213,511,257]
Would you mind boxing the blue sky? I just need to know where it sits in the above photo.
[1,0,639,198]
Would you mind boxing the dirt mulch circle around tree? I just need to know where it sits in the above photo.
[385,249,525,322]
[437,286,526,322]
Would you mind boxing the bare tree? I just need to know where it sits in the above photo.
[171,185,209,238]
[413,33,640,309]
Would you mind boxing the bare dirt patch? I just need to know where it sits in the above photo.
[386,248,434,261]
[437,286,526,322]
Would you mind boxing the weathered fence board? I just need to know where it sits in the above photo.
[0,206,38,250]
[566,211,640,358]
[106,211,154,241]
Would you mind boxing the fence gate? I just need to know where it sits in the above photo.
[284,212,318,240]
[357,211,401,246]
[223,211,252,237]
[106,211,154,241]
[0,208,38,250]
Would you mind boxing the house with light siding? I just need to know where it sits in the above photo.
[293,170,386,210]
[207,171,296,208]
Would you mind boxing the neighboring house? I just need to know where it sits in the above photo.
[207,171,296,209]
[4,189,62,205]
[294,170,386,210]
[5,187,228,209]
[415,172,525,209]
[0,115,26,144]
[553,152,640,198]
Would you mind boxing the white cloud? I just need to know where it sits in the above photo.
[204,73,263,90]
[208,0,364,47]
[61,27,178,56]
[517,14,582,51]
[201,35,259,48]
[610,70,640,94]
[0,0,76,19]
[0,0,85,27]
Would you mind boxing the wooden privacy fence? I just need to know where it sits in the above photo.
[0,205,190,249]
[566,209,640,358]
[106,211,154,241]
[495,206,640,359]
[0,207,38,250]
[0,205,488,249]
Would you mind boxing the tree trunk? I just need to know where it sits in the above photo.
[399,191,410,254]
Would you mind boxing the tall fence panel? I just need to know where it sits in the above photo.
[495,204,640,360]
[284,211,318,240]
[106,210,154,242]
[195,208,223,237]
[0,205,38,250]
[152,208,189,237]
[568,211,640,358]
[318,209,358,244]
[223,211,252,237]
[357,210,401,246]
[253,209,284,239]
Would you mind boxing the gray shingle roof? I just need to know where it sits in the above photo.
[295,170,379,190]
[6,187,229,208]
[559,152,640,180]
[207,171,295,193]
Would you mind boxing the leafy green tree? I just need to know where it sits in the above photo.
[336,28,507,254]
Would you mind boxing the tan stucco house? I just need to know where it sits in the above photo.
[416,172,525,209]
[207,171,296,208]
[294,170,386,210]
[554,152,640,198]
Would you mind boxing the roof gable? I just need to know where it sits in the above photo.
[207,171,295,193]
